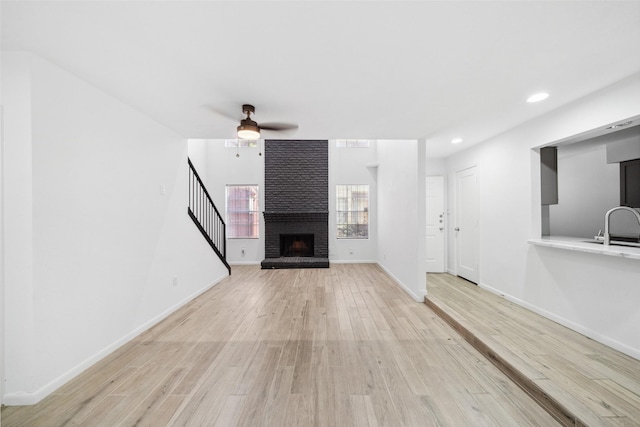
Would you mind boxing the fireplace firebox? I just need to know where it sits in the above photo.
[280,234,314,257]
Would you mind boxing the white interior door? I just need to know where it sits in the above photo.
[426,176,445,272]
[456,166,479,283]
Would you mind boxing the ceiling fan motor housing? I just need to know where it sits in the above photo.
[242,104,255,115]
[239,118,258,128]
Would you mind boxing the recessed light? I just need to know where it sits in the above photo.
[451,138,463,144]
[526,92,549,103]
[606,121,633,130]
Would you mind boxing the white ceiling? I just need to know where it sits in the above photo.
[3,1,640,158]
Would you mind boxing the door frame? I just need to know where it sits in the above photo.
[455,165,479,283]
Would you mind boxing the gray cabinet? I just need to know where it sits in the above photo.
[541,146,558,205]
[620,159,640,207]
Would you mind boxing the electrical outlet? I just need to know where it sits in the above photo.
[172,276,178,287]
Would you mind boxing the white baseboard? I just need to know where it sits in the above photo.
[376,262,426,302]
[3,272,228,406]
[479,281,640,361]
[229,261,261,266]
[330,259,377,264]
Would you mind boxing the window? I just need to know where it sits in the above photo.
[226,185,260,238]
[336,139,370,148]
[336,184,369,239]
[224,139,258,148]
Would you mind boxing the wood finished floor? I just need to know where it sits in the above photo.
[2,264,557,427]
[426,273,640,427]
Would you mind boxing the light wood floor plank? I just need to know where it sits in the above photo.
[3,265,559,426]
[426,272,640,427]
[234,347,282,427]
[118,367,187,427]
[262,366,294,427]
[350,394,379,427]
[212,395,246,427]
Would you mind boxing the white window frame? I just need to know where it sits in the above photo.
[224,139,259,148]
[336,184,369,239]
[225,185,260,239]
[336,139,371,148]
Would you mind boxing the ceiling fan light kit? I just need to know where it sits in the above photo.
[234,104,298,140]
[237,122,260,140]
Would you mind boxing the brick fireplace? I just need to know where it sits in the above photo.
[261,140,329,269]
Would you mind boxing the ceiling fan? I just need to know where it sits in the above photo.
[235,104,298,140]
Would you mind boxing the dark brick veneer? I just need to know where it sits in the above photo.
[261,140,329,268]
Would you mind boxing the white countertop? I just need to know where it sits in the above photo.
[528,236,640,260]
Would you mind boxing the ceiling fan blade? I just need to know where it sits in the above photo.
[201,104,238,122]
[259,122,299,131]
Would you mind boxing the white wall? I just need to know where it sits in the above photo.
[443,72,640,358]
[202,140,265,264]
[426,158,447,176]
[187,138,208,180]
[377,139,427,301]
[0,46,7,405]
[2,53,36,400]
[605,125,640,163]
[2,53,229,405]
[329,141,378,262]
[549,143,620,237]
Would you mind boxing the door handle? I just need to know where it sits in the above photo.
[454,227,460,231]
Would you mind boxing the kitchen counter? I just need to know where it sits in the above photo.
[528,235,640,260]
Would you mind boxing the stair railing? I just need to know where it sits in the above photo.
[188,158,231,274]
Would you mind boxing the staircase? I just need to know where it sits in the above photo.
[187,158,231,274]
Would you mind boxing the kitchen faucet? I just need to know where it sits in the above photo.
[603,206,640,245]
